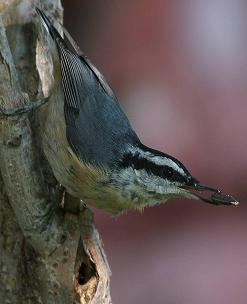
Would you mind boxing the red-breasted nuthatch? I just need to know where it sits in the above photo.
[36,8,238,214]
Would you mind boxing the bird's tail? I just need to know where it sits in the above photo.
[36,7,115,97]
[36,7,82,57]
[36,8,66,47]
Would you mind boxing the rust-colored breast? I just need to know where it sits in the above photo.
[40,82,107,200]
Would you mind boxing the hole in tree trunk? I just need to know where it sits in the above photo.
[78,261,96,285]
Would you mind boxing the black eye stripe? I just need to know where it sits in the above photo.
[120,152,186,182]
[162,166,174,177]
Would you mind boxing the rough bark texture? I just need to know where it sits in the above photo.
[0,1,111,303]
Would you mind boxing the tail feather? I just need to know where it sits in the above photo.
[36,7,115,97]
[36,8,67,49]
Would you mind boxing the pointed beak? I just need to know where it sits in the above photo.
[180,182,239,206]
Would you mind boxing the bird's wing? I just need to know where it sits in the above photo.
[37,8,139,168]
[61,48,139,168]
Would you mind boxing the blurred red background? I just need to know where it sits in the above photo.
[63,1,247,303]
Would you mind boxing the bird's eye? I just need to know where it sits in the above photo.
[163,166,174,178]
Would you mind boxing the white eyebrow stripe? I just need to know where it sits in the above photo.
[128,146,185,175]
[151,156,184,174]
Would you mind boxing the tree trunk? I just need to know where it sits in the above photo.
[0,1,111,303]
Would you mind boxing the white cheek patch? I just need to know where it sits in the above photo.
[119,167,138,183]
[134,169,141,177]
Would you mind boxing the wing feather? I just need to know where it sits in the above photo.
[37,8,139,168]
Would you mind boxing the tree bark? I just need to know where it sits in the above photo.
[0,1,111,303]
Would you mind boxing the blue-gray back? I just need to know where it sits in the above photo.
[59,48,139,169]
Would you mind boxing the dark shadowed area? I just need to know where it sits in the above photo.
[63,1,247,303]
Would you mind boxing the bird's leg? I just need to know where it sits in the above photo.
[0,97,48,117]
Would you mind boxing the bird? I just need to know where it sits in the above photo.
[36,8,238,215]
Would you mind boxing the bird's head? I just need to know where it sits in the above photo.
[114,143,238,209]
